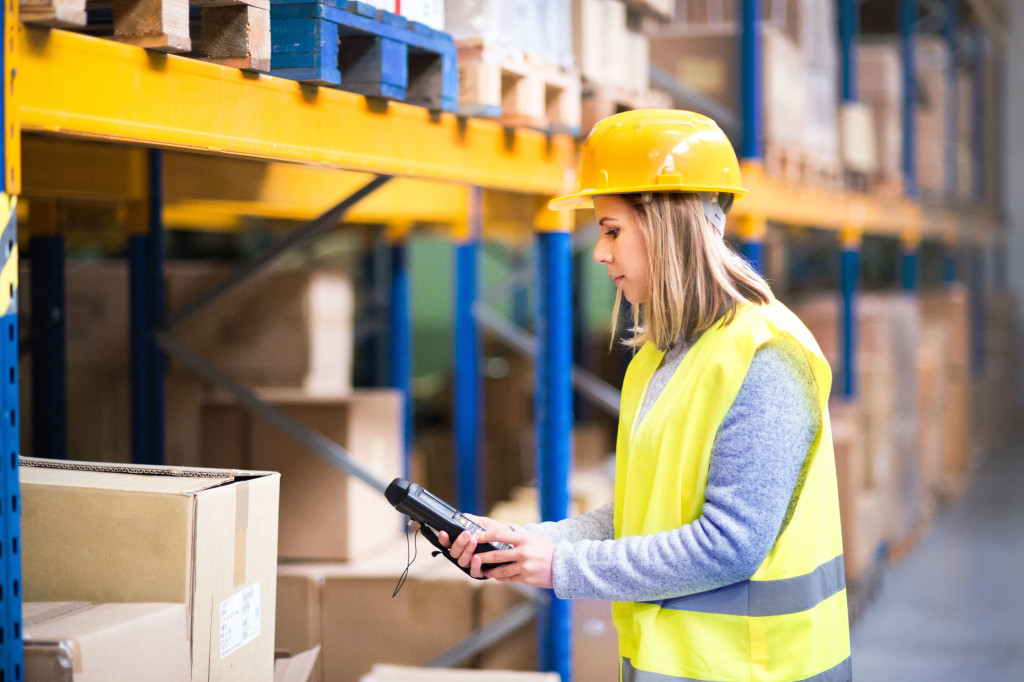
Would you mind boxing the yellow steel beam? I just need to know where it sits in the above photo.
[733,162,929,239]
[18,26,575,196]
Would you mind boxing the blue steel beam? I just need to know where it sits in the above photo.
[840,236,860,399]
[739,0,765,272]
[389,240,413,480]
[942,244,958,284]
[29,226,67,460]
[901,244,919,291]
[970,26,985,201]
[839,0,859,102]
[454,187,482,514]
[130,149,165,466]
[535,229,573,681]
[969,246,985,376]
[740,0,763,160]
[900,0,919,199]
[944,0,959,196]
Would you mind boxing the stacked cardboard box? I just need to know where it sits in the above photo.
[18,261,355,467]
[574,0,672,131]
[276,541,482,682]
[24,602,191,681]
[20,458,281,681]
[649,0,840,186]
[361,665,560,681]
[445,0,581,130]
[793,292,940,575]
[977,291,1019,449]
[919,286,972,500]
[856,41,904,196]
[201,389,406,562]
[915,37,952,200]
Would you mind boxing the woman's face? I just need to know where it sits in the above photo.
[592,195,650,305]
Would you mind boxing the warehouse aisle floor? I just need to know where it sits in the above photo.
[850,432,1024,681]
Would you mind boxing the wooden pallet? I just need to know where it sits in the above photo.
[270,0,457,112]
[580,80,672,134]
[457,41,581,134]
[21,0,271,71]
[764,144,844,191]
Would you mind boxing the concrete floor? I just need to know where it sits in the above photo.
[850,435,1024,680]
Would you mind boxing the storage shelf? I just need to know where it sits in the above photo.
[18,25,574,197]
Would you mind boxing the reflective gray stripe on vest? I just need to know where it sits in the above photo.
[621,655,852,682]
[650,554,846,618]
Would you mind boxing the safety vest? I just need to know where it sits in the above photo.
[613,300,851,682]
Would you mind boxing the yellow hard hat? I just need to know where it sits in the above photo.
[549,109,748,210]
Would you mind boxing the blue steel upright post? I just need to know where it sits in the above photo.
[901,235,920,292]
[29,201,67,459]
[129,149,166,465]
[535,211,573,681]
[389,226,413,480]
[943,0,959,197]
[454,187,483,514]
[1,0,22,676]
[900,0,919,200]
[738,0,765,272]
[838,0,861,400]
[840,227,861,399]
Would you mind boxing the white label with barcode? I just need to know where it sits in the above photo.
[219,582,261,659]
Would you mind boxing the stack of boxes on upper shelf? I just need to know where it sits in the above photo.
[649,0,991,204]
[650,0,843,188]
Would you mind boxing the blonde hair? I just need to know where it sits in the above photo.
[610,192,773,350]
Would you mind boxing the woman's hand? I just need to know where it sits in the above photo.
[439,516,555,588]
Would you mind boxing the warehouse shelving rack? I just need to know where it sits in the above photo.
[1,1,1007,680]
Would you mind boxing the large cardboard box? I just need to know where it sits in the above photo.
[20,458,281,682]
[478,580,620,679]
[276,541,479,682]
[24,602,190,681]
[201,389,405,560]
[166,263,355,394]
[361,665,559,681]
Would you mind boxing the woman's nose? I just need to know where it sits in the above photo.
[593,239,611,265]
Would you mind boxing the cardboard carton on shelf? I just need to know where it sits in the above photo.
[276,539,481,682]
[360,665,560,681]
[201,388,405,561]
[20,458,280,682]
[24,601,190,682]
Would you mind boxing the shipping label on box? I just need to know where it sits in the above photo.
[20,458,280,682]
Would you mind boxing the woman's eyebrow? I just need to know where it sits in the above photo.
[598,217,619,226]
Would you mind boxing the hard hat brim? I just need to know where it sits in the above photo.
[548,185,750,211]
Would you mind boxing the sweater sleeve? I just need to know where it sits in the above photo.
[521,503,615,543]
[549,335,822,602]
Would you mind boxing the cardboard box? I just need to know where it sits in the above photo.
[201,389,405,561]
[478,581,620,679]
[24,602,190,681]
[166,263,355,395]
[20,458,280,682]
[361,665,560,681]
[276,540,480,682]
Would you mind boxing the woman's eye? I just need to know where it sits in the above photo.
[604,228,619,238]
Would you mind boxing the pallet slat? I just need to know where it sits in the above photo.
[270,1,457,111]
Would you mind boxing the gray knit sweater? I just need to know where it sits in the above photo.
[524,333,821,602]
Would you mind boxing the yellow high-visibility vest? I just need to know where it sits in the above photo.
[613,300,851,682]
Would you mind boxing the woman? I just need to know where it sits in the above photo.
[442,110,851,681]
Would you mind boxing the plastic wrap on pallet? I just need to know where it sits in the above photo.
[445,0,569,68]
[915,36,951,200]
[857,41,903,186]
[399,0,445,30]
